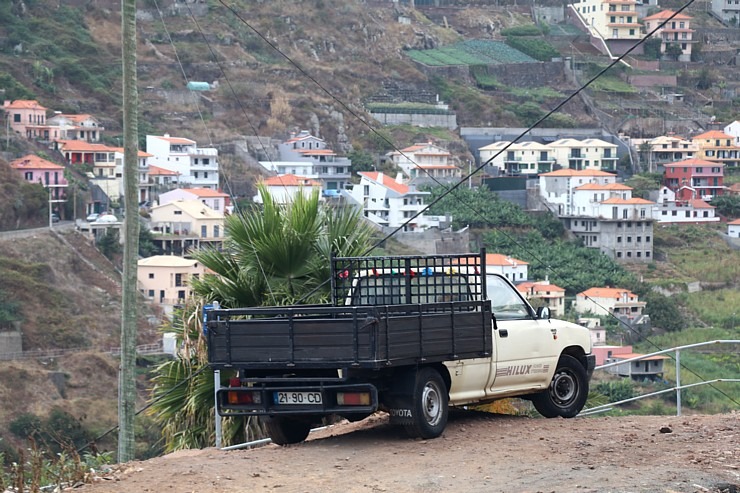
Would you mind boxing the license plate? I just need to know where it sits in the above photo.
[274,391,323,405]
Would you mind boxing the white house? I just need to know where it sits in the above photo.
[386,142,461,183]
[538,169,618,216]
[651,186,720,224]
[548,138,619,172]
[574,287,646,321]
[266,130,351,191]
[724,120,740,147]
[484,253,529,283]
[728,218,740,238]
[478,141,555,176]
[159,187,230,213]
[46,113,104,142]
[148,199,225,255]
[146,134,219,189]
[516,280,566,317]
[252,174,322,204]
[345,171,432,231]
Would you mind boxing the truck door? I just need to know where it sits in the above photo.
[484,275,560,395]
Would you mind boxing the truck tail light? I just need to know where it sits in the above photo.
[336,392,370,406]
[227,390,261,405]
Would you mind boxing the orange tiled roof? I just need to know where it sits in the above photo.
[729,218,740,225]
[298,149,336,156]
[485,253,528,267]
[578,287,637,299]
[540,169,617,177]
[601,197,655,205]
[56,140,117,152]
[359,171,409,194]
[575,183,632,191]
[692,130,733,140]
[182,188,229,198]
[516,281,565,293]
[263,174,321,187]
[664,158,721,167]
[54,114,94,123]
[688,199,714,209]
[4,100,47,110]
[10,154,64,170]
[642,9,692,20]
[148,165,180,176]
[155,135,195,145]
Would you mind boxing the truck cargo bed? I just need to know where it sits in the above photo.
[206,301,492,370]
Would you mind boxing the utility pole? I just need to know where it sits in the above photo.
[119,0,140,463]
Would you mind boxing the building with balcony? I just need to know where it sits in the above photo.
[692,130,740,168]
[9,154,68,205]
[478,141,555,177]
[571,0,642,54]
[146,134,219,190]
[345,171,433,231]
[539,169,618,216]
[634,135,697,172]
[385,142,462,184]
[137,255,205,316]
[651,186,720,223]
[516,280,566,317]
[663,158,725,199]
[2,100,47,138]
[574,286,646,320]
[548,138,619,172]
[45,113,104,142]
[149,199,225,255]
[643,10,695,61]
[262,130,352,192]
[252,174,322,205]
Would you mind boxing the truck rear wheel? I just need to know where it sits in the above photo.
[404,367,449,439]
[264,416,312,445]
[531,354,588,418]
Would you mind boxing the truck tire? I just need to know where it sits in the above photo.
[264,416,312,445]
[404,367,449,439]
[531,354,588,418]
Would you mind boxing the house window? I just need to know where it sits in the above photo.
[174,210,182,215]
[637,252,642,258]
[627,251,632,257]
[617,252,622,258]
[148,273,154,279]
[645,236,651,243]
[13,114,20,123]
[148,290,154,297]
[617,236,622,243]
[646,251,651,258]
[201,225,207,237]
[24,171,33,181]
[214,225,220,238]
[637,236,642,243]
[203,158,209,165]
[175,273,183,287]
[627,236,632,243]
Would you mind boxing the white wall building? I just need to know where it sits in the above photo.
[538,169,618,216]
[386,142,461,183]
[484,253,529,283]
[345,171,432,231]
[137,255,205,315]
[253,174,322,204]
[574,287,646,321]
[159,187,230,213]
[651,186,720,224]
[146,134,219,190]
[478,141,555,176]
[725,120,740,147]
[728,218,740,238]
[548,138,619,172]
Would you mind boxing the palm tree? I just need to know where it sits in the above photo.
[147,185,374,451]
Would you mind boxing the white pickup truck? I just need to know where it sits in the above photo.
[206,251,595,444]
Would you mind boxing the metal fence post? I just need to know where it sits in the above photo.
[214,369,222,448]
[675,349,681,416]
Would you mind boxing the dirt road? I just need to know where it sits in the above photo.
[80,411,738,493]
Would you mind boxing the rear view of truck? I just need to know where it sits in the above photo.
[205,251,492,444]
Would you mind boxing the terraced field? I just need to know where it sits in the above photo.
[406,39,538,66]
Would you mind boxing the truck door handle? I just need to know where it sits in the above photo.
[499,329,508,338]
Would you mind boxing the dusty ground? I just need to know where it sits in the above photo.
[80,411,739,493]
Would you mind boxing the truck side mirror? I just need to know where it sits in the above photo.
[536,306,551,320]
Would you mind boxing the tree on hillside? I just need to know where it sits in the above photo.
[664,43,684,61]
[709,195,740,218]
[147,186,375,451]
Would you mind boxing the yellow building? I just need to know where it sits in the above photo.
[692,130,740,168]
[137,255,206,313]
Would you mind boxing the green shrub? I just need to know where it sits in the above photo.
[504,37,559,62]
[595,379,636,402]
[501,25,542,36]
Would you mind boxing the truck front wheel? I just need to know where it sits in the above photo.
[532,354,588,418]
[404,367,449,439]
[264,416,312,445]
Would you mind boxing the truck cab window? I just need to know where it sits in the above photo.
[486,275,532,320]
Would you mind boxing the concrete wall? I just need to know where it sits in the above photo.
[370,111,458,129]
[0,322,22,359]
[483,62,565,89]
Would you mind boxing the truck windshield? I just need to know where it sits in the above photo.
[352,273,474,306]
[485,275,532,320]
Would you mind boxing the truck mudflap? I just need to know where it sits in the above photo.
[216,382,378,417]
[586,354,596,380]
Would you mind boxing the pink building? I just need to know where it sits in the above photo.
[10,154,68,202]
[3,100,47,137]
[643,10,695,62]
